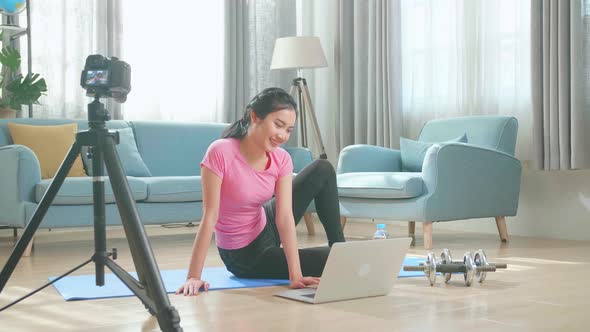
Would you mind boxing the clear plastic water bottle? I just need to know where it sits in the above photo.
[373,223,390,240]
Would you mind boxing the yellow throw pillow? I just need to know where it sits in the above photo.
[8,122,87,179]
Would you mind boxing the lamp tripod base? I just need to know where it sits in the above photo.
[289,77,328,160]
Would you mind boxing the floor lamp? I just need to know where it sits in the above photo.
[270,36,328,160]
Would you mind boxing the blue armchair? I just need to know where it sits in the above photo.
[336,116,522,249]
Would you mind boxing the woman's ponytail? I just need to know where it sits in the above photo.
[222,113,250,139]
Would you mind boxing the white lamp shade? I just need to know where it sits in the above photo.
[270,36,328,70]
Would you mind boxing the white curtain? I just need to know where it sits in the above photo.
[222,0,296,125]
[531,0,590,170]
[247,0,297,98]
[401,0,532,161]
[24,0,114,119]
[335,0,403,150]
[299,0,403,163]
[119,1,224,122]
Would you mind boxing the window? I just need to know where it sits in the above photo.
[119,1,224,121]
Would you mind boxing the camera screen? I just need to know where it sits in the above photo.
[85,70,109,86]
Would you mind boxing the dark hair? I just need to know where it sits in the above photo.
[222,87,297,139]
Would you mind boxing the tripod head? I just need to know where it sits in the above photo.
[87,95,110,130]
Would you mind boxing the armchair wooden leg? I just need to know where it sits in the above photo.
[408,221,416,246]
[495,216,508,242]
[22,235,34,257]
[340,216,347,230]
[423,221,433,250]
[303,213,315,236]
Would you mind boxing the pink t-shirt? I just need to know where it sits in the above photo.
[200,138,293,249]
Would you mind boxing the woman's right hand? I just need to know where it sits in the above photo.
[290,276,320,289]
[176,278,210,296]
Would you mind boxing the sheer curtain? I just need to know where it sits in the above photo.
[24,0,114,119]
[401,0,532,161]
[119,1,224,122]
[27,1,288,123]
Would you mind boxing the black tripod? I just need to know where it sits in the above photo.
[0,96,183,332]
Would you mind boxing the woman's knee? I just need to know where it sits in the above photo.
[310,159,336,178]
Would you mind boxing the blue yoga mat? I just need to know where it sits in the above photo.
[50,257,425,301]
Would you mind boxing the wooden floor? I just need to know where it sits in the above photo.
[1,219,589,332]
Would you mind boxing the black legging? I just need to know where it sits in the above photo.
[218,159,346,279]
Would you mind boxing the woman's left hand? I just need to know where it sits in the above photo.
[290,276,320,289]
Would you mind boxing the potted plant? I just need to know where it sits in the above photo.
[0,46,47,118]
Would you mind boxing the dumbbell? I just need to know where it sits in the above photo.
[439,249,507,284]
[404,250,504,286]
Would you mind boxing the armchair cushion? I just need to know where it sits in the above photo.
[400,133,467,172]
[337,172,424,199]
[337,145,402,174]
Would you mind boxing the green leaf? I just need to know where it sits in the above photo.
[4,73,47,109]
[0,46,21,71]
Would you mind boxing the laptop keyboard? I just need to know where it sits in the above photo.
[302,293,316,299]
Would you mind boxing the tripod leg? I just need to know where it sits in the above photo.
[100,137,151,296]
[290,82,308,148]
[0,258,93,312]
[99,139,151,304]
[102,139,182,332]
[104,258,156,311]
[0,142,83,293]
[90,145,108,286]
[300,82,328,159]
[288,84,297,99]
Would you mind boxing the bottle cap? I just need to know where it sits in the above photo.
[377,223,385,229]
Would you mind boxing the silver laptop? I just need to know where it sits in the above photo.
[275,237,412,304]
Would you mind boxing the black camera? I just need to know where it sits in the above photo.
[80,55,131,103]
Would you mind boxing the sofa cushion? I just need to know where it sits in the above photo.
[142,176,202,202]
[337,172,424,199]
[131,121,228,176]
[82,127,152,177]
[35,177,147,205]
[400,134,467,172]
[8,122,87,179]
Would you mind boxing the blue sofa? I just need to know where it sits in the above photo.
[0,119,313,233]
[336,115,522,249]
